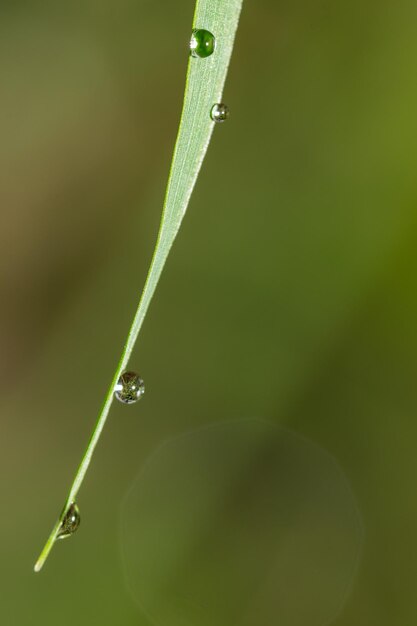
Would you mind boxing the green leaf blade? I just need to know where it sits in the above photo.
[34,0,243,572]
[130,0,243,351]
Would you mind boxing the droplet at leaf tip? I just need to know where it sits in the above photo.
[34,503,80,572]
[57,503,81,539]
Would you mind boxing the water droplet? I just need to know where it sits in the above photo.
[57,503,80,540]
[211,103,230,123]
[190,29,216,58]
[115,371,145,405]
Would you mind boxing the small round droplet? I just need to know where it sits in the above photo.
[190,29,216,58]
[115,371,145,405]
[211,103,230,123]
[58,503,80,540]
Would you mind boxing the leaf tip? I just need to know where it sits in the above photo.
[34,558,43,573]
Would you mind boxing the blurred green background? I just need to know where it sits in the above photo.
[1,0,417,624]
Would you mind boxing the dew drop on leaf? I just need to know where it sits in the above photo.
[211,103,230,123]
[115,371,145,405]
[57,503,80,540]
[190,29,216,58]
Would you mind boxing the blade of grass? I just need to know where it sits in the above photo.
[34,0,243,572]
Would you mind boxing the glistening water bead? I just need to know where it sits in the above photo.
[115,371,145,405]
[57,503,80,540]
[190,29,216,58]
[211,103,230,123]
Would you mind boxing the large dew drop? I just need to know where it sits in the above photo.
[57,503,80,540]
[190,29,216,58]
[115,371,145,405]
